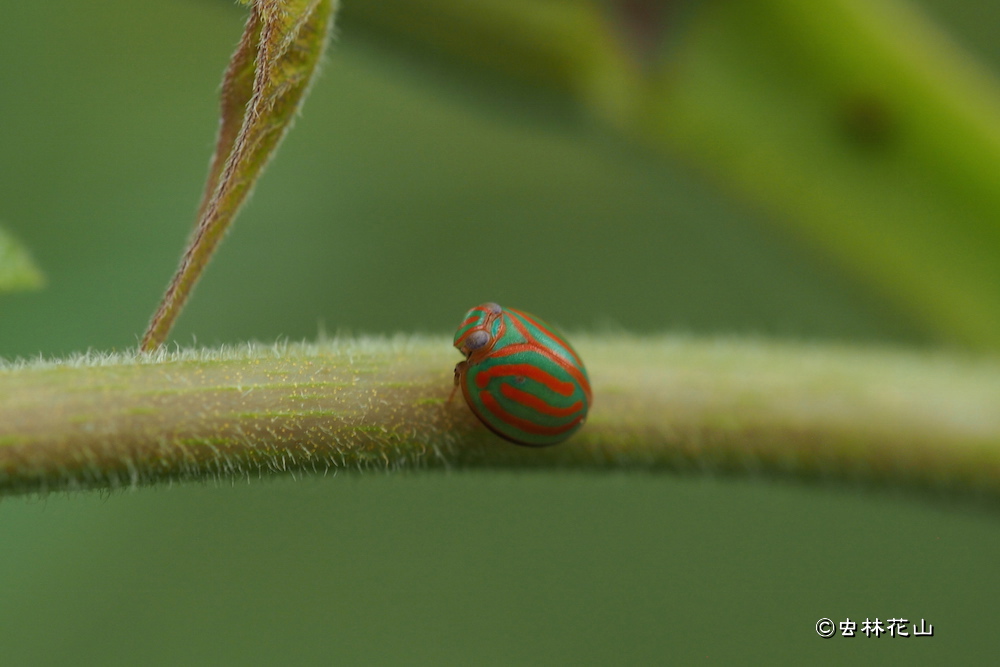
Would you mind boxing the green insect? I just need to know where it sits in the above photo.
[452,303,591,446]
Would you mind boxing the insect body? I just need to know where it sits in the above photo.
[453,302,591,446]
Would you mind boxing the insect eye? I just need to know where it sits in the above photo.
[464,329,491,352]
[483,302,502,315]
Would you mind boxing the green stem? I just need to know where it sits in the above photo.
[1,336,998,498]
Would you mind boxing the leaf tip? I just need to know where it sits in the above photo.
[0,226,45,292]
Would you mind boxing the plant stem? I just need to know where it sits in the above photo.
[1,336,998,498]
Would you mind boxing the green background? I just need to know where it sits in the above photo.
[1,0,997,662]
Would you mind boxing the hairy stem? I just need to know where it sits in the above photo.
[1,336,999,498]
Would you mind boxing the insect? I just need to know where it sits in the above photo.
[452,302,591,447]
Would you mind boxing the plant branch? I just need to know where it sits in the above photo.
[1,336,999,498]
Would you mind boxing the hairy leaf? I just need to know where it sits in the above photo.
[141,0,337,350]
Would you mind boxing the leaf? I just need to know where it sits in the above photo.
[345,0,1000,349]
[650,0,1000,349]
[0,225,44,293]
[140,0,337,351]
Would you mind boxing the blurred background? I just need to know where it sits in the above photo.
[2,0,999,662]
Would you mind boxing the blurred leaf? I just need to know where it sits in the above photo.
[653,0,1000,349]
[345,0,1000,348]
[0,226,44,292]
[141,0,337,350]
